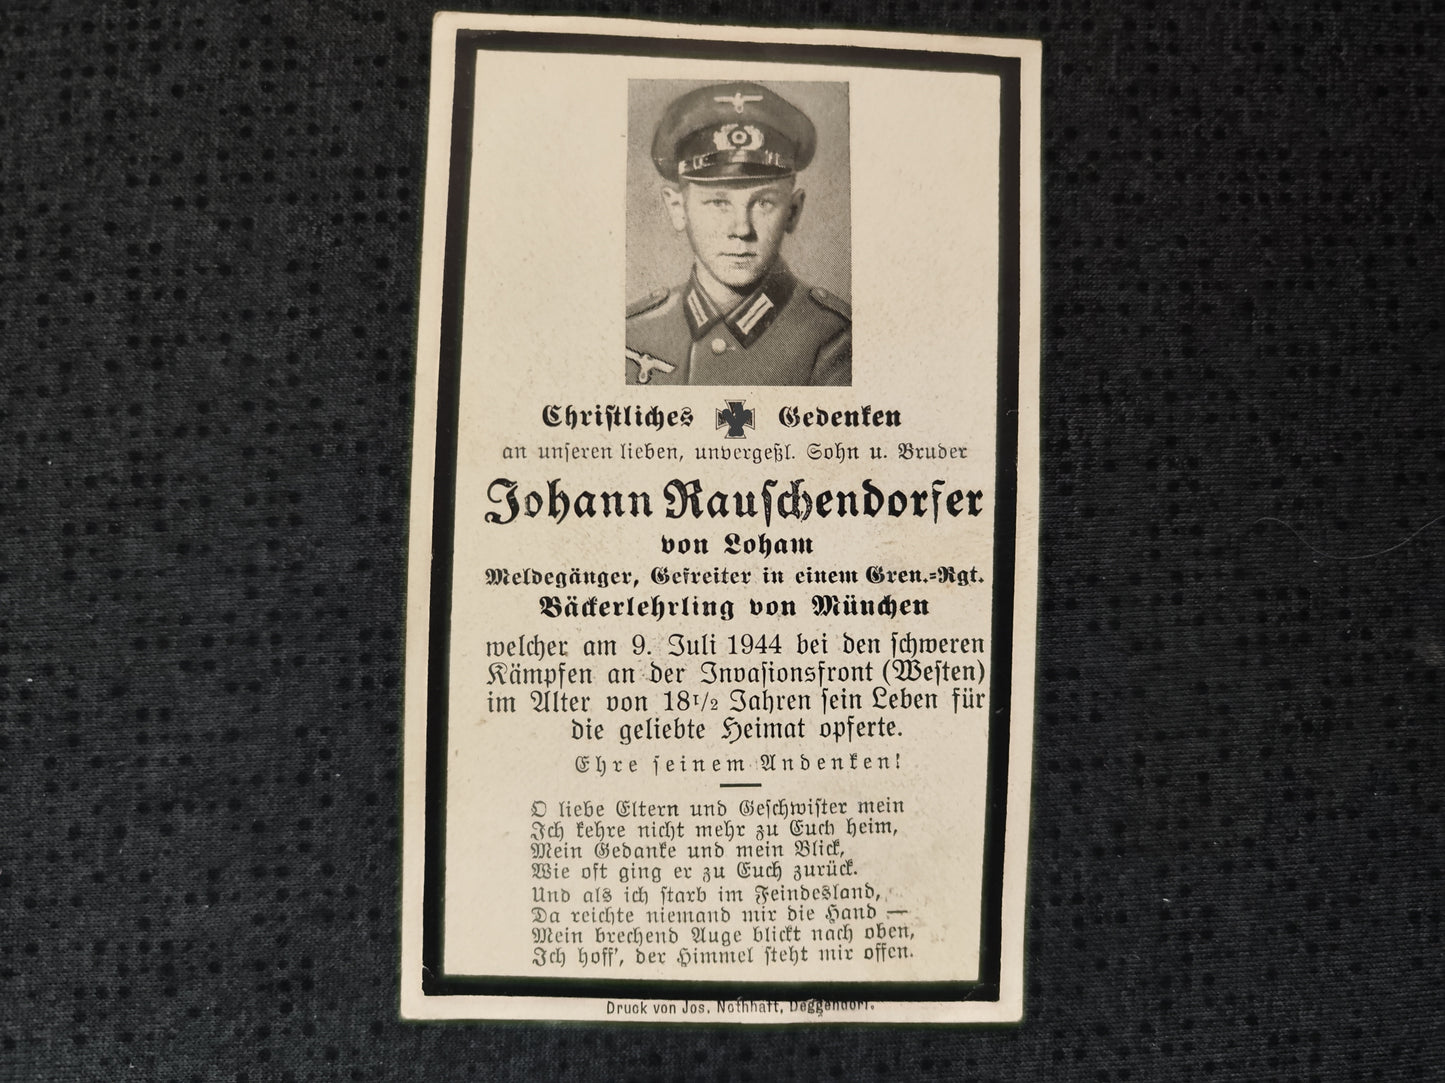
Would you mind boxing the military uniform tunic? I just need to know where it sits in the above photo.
[626,264,850,387]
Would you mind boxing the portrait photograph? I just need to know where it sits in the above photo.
[625,79,853,387]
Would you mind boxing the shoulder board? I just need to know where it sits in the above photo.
[809,287,851,321]
[626,288,670,319]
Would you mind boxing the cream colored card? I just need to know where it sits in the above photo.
[403,13,1040,1024]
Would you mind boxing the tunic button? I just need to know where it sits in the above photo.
[710,337,728,355]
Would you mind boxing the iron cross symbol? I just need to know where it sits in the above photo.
[716,400,754,439]
[715,92,763,114]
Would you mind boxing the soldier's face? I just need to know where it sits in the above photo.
[664,178,805,293]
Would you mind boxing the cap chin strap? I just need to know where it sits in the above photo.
[677,148,795,180]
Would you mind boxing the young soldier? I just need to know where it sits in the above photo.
[627,83,851,386]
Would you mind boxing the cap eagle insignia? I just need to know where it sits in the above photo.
[714,91,764,114]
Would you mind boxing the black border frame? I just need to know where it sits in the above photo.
[419,28,1023,1007]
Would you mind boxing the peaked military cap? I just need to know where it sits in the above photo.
[652,82,817,183]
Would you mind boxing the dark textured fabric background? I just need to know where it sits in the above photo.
[1,1,1440,1080]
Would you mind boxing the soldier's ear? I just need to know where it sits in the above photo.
[786,188,806,234]
[660,185,688,232]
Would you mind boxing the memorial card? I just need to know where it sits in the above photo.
[402,13,1041,1023]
